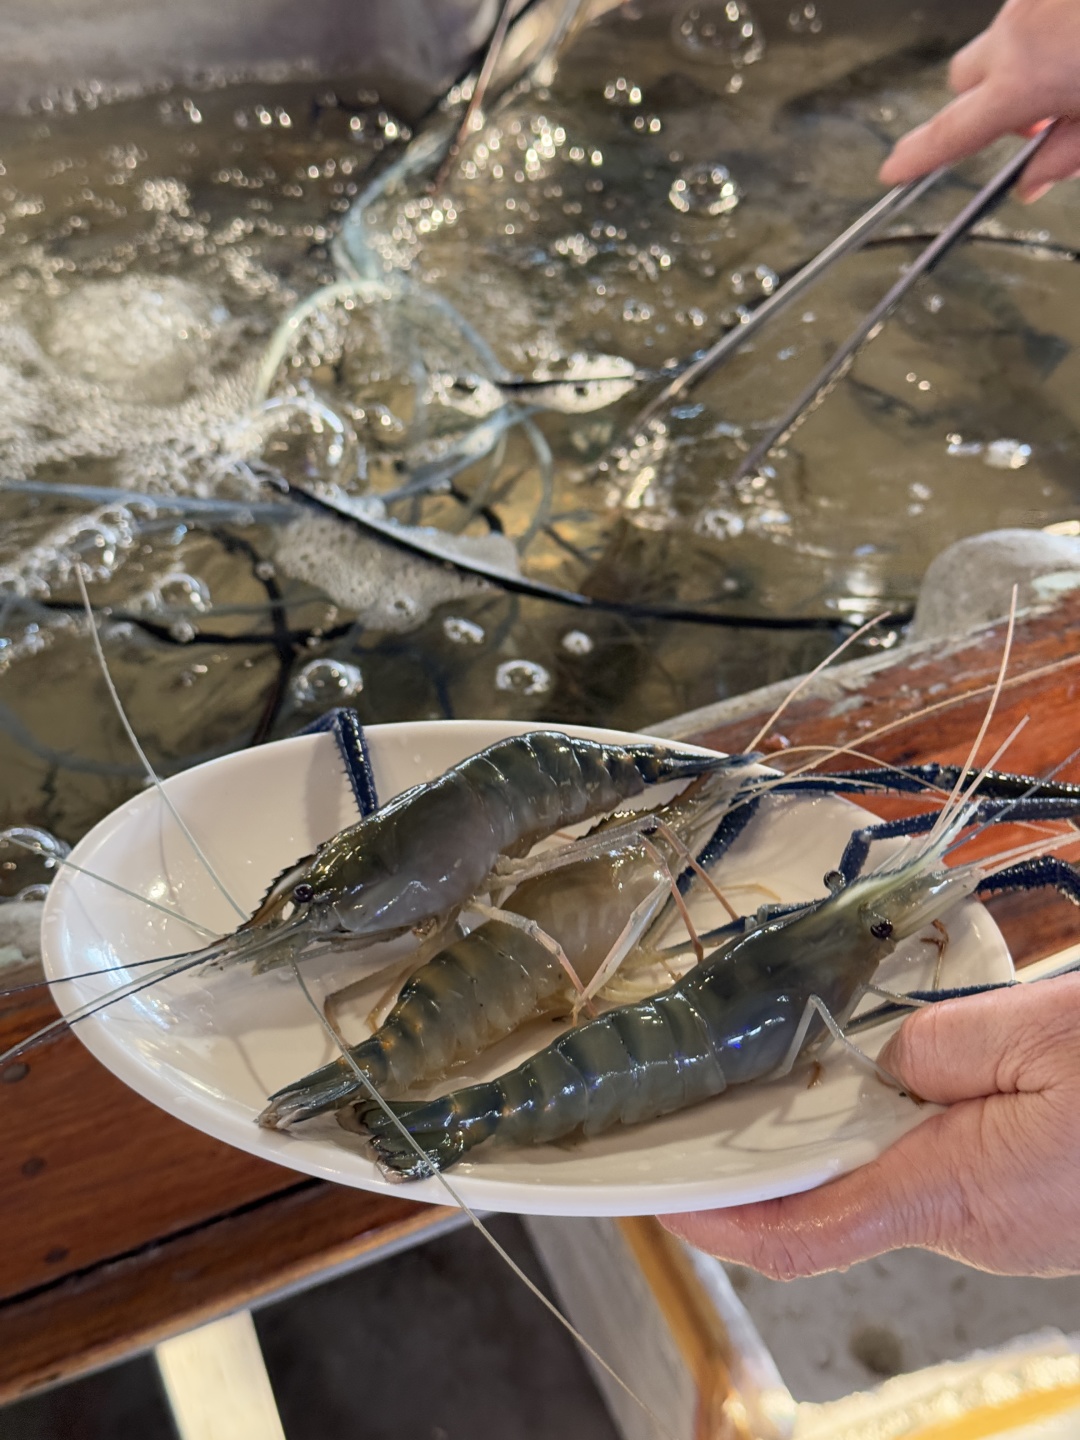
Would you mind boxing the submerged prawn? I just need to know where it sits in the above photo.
[355,796,1080,1177]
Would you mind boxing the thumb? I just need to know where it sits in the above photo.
[878,977,1077,1105]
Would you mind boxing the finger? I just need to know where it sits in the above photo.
[879,975,1080,1105]
[660,1103,969,1278]
[1016,118,1080,199]
[879,83,1038,183]
[949,30,992,94]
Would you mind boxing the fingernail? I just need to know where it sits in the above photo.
[1020,182,1052,204]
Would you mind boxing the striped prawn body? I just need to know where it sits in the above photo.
[357,834,981,1177]
[260,790,727,1129]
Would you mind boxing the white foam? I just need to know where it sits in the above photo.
[271,511,518,633]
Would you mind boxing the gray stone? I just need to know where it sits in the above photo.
[912,528,1080,643]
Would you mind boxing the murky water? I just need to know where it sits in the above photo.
[1,0,1078,855]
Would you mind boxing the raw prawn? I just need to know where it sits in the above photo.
[0,726,744,1067]
[356,798,1080,1177]
[259,768,749,1128]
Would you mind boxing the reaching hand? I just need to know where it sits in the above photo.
[879,0,1080,202]
[661,975,1080,1278]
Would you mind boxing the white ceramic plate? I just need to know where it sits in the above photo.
[40,720,1013,1217]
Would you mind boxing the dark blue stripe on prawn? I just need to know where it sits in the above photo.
[353,801,1080,1178]
[684,763,1080,885]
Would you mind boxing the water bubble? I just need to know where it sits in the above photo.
[697,507,746,540]
[946,434,984,459]
[671,2,765,67]
[242,396,358,485]
[603,77,644,107]
[788,2,823,33]
[67,523,120,581]
[443,616,485,645]
[729,264,778,297]
[561,630,594,656]
[495,659,552,697]
[984,438,1032,470]
[622,298,654,323]
[669,162,741,216]
[0,826,70,901]
[291,658,364,706]
[154,573,212,614]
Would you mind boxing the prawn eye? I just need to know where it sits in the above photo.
[293,882,315,904]
[869,917,893,941]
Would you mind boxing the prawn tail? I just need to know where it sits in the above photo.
[350,1086,503,1179]
[259,1037,392,1129]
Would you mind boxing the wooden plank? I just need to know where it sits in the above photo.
[0,988,298,1304]
[616,1218,745,1440]
[0,1174,453,1403]
[155,1312,287,1440]
[682,596,1080,781]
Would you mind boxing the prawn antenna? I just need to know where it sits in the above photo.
[0,951,210,1001]
[747,610,892,753]
[921,587,1019,856]
[289,962,679,1440]
[58,857,219,937]
[0,950,212,1067]
[946,742,1080,858]
[76,565,247,922]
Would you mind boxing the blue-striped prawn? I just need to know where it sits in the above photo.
[354,779,1080,1178]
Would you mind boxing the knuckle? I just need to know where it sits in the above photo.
[745,1232,802,1282]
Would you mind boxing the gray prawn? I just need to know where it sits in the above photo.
[354,802,1054,1178]
[3,732,741,1064]
[243,730,734,963]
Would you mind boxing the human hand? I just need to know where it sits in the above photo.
[660,975,1080,1278]
[879,0,1080,202]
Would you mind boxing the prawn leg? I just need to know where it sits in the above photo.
[294,707,379,819]
[773,993,903,1091]
[838,796,1080,884]
[976,854,1080,904]
[469,901,588,1000]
